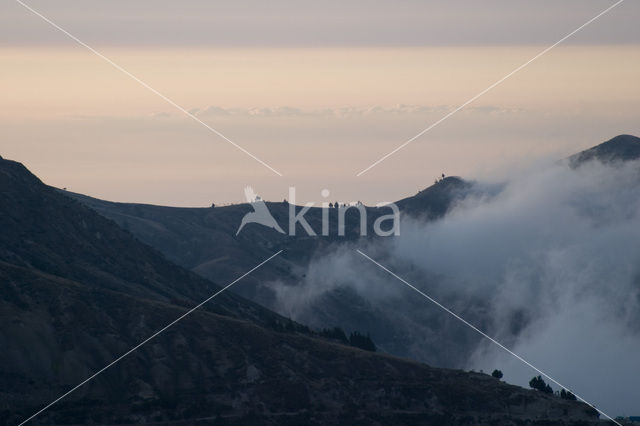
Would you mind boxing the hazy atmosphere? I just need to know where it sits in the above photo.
[2,0,639,205]
[2,1,639,424]
[270,158,640,415]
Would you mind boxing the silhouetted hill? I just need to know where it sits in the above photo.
[0,157,602,424]
[64,174,486,369]
[63,135,640,373]
[66,176,470,303]
[396,176,472,218]
[0,157,285,326]
[569,134,640,167]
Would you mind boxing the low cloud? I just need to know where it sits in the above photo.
[270,158,640,416]
[182,104,527,119]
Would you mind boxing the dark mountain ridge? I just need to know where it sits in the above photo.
[64,175,474,304]
[0,157,286,326]
[60,134,640,370]
[569,134,640,167]
[0,157,603,424]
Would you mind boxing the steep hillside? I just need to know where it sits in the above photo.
[0,157,604,424]
[64,172,483,368]
[68,135,640,312]
[66,176,469,304]
[0,157,290,327]
[569,134,640,167]
[395,176,473,217]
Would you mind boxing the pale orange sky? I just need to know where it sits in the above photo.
[1,0,639,206]
[3,46,639,117]
[2,45,639,205]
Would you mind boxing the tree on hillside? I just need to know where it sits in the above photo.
[529,376,553,394]
[560,389,577,401]
[491,369,503,379]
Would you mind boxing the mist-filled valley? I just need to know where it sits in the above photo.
[271,155,640,416]
[4,0,640,421]
[2,148,613,424]
[63,135,640,418]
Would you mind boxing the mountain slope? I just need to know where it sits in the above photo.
[569,134,640,167]
[65,176,470,304]
[395,176,472,218]
[68,135,640,310]
[63,135,640,381]
[0,157,287,326]
[64,174,483,368]
[1,261,600,425]
[0,157,603,424]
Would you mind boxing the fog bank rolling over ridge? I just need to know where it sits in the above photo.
[3,0,639,420]
[0,145,606,425]
[48,135,640,417]
[273,135,640,416]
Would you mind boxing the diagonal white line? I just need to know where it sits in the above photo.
[356,0,626,177]
[18,250,283,426]
[14,0,283,177]
[356,249,621,425]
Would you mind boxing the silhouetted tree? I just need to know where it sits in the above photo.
[529,376,553,394]
[329,202,334,208]
[491,369,503,379]
[560,389,577,401]
[529,375,542,390]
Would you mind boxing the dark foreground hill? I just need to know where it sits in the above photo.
[0,157,604,424]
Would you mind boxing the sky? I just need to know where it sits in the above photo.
[1,0,639,205]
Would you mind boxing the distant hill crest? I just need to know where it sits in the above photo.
[570,134,640,167]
